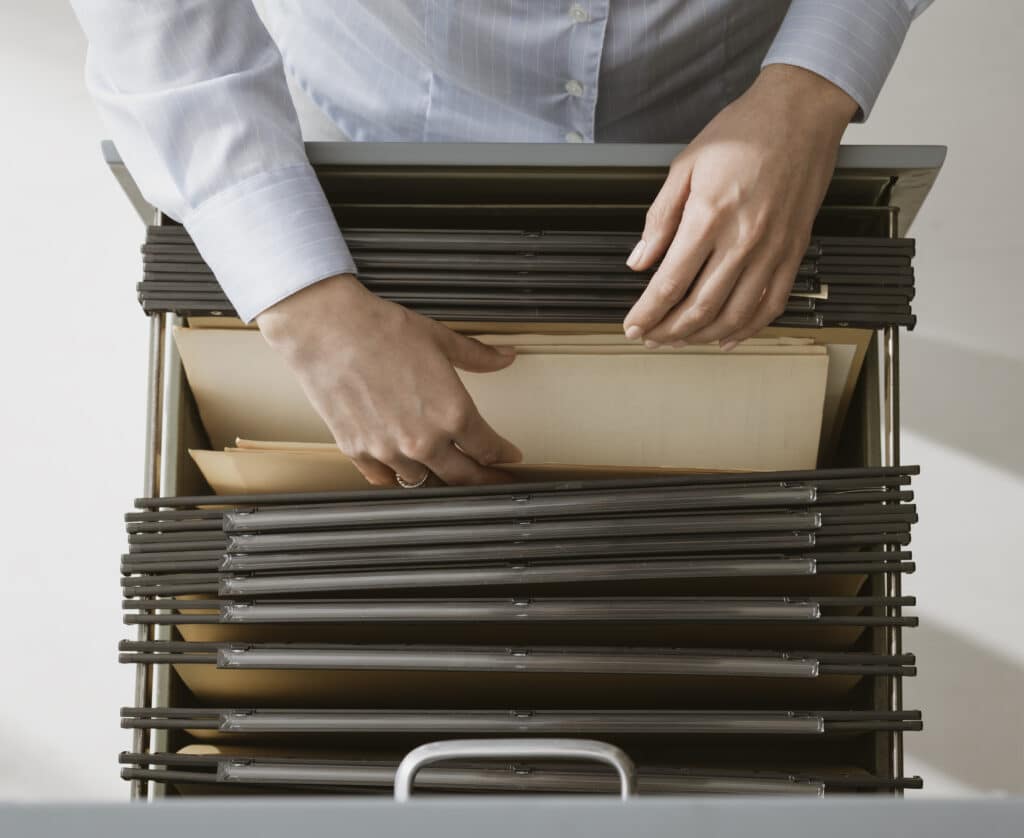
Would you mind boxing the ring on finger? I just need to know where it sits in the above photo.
[395,470,429,489]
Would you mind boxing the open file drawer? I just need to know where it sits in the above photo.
[107,142,945,800]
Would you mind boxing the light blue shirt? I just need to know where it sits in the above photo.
[72,1,930,322]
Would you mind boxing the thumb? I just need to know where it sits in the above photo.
[443,331,517,373]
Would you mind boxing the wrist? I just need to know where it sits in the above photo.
[754,64,859,131]
[256,273,369,354]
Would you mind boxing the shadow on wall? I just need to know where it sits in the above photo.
[899,335,1024,791]
[906,620,1024,793]
[901,335,1024,479]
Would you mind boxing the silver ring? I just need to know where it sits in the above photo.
[395,470,429,489]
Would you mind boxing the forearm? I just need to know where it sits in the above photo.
[71,0,355,321]
[750,64,859,139]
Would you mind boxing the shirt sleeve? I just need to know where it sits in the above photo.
[761,0,933,121]
[70,0,357,322]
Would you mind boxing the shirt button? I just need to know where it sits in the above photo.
[569,4,589,23]
[564,79,584,97]
[565,131,584,143]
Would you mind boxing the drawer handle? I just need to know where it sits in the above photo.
[393,737,637,801]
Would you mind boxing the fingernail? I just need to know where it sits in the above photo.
[625,325,643,340]
[644,339,660,349]
[672,340,688,348]
[720,340,738,352]
[626,239,646,268]
[494,345,517,356]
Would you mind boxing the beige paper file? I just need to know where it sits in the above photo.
[175,326,333,450]
[177,323,867,461]
[175,326,828,472]
[462,352,827,470]
[191,448,367,494]
[191,443,733,495]
[472,326,871,462]
[473,329,869,461]
[763,327,871,461]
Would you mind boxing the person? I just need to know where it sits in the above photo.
[72,1,929,488]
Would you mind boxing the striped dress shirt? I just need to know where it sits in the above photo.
[72,1,931,321]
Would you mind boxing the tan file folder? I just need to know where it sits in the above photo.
[175,326,837,483]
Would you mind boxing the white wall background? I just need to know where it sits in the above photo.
[0,1,1020,801]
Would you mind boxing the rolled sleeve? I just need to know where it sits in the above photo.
[762,0,933,121]
[184,165,356,322]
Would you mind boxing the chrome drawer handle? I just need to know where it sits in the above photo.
[393,737,637,801]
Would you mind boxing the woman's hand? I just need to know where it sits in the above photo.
[624,64,859,349]
[257,274,522,487]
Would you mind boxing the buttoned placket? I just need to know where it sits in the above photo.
[562,1,608,143]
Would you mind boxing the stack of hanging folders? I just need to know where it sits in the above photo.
[120,307,921,795]
[137,226,917,329]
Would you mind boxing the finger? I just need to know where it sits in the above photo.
[351,453,397,488]
[642,245,746,344]
[377,450,431,488]
[627,156,694,272]
[441,329,517,373]
[718,258,800,348]
[426,366,522,467]
[425,442,515,486]
[455,411,523,466]
[623,206,716,339]
[674,252,779,345]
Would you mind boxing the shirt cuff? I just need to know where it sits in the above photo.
[182,164,356,322]
[761,0,915,121]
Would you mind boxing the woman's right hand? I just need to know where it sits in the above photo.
[256,273,522,487]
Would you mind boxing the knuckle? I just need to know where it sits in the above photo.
[750,212,772,238]
[366,443,397,464]
[683,198,717,233]
[348,441,374,461]
[393,432,417,454]
[686,302,716,327]
[648,279,681,305]
[734,232,759,253]
[336,439,359,459]
[667,153,691,175]
[402,435,438,463]
[737,220,769,252]
[443,403,473,435]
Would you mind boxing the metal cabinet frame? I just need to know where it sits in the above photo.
[109,142,946,801]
